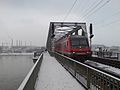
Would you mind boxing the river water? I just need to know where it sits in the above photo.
[0,54,34,90]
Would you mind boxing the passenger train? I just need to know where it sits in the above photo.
[54,35,92,61]
[50,22,94,62]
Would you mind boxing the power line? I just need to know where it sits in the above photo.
[79,0,104,20]
[75,0,91,15]
[63,0,78,21]
[93,8,120,26]
[78,0,98,18]
[82,0,112,21]
[97,18,120,29]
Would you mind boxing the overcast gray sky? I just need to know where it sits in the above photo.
[0,0,120,46]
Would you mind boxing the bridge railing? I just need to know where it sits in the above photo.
[18,53,43,90]
[54,52,120,90]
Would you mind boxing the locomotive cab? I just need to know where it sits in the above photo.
[69,35,92,60]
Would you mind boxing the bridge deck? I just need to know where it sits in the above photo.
[35,52,85,90]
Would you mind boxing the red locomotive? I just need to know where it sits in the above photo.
[47,22,94,62]
[54,35,92,61]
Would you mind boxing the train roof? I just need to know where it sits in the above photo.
[55,35,88,43]
[70,35,88,38]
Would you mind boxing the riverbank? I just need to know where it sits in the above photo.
[0,53,34,56]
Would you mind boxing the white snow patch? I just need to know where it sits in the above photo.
[35,52,85,90]
[85,60,120,76]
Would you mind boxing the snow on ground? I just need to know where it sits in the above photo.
[35,52,85,90]
[85,60,120,76]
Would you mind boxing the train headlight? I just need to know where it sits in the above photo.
[87,52,90,54]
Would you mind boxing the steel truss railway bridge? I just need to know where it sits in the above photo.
[18,22,120,90]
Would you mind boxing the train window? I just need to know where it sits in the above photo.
[71,38,89,48]
[63,42,66,48]
[78,29,82,35]
[72,32,75,35]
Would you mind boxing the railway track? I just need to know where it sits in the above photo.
[89,56,120,69]
[85,60,120,79]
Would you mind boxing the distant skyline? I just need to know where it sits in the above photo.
[0,0,120,46]
[0,40,32,47]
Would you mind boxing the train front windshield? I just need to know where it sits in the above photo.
[71,37,89,48]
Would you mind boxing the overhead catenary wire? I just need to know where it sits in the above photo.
[95,8,120,26]
[75,0,91,16]
[63,0,78,21]
[79,0,104,20]
[82,0,112,21]
[63,0,113,29]
[77,0,98,18]
[96,18,120,29]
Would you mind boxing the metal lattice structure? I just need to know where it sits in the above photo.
[46,22,88,53]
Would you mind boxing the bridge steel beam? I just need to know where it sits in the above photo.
[46,22,87,55]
